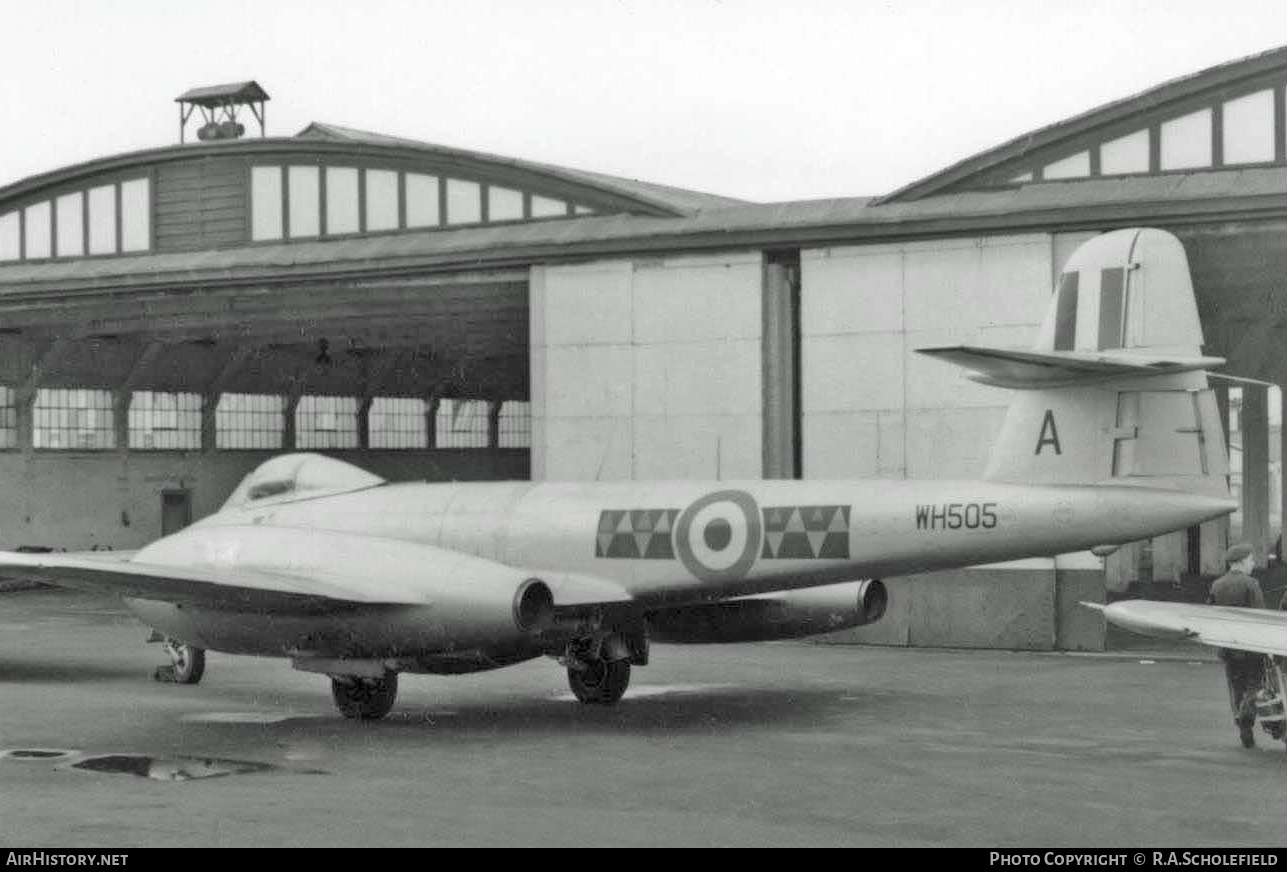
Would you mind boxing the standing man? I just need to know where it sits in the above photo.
[1208,542,1267,747]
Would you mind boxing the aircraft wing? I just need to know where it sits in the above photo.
[0,547,634,617]
[916,346,1224,389]
[1083,600,1287,658]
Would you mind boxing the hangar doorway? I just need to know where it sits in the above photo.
[161,491,192,536]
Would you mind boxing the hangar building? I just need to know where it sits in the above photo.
[4,49,1287,651]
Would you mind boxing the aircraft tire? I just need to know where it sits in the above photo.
[567,659,630,705]
[331,673,399,720]
[156,639,205,685]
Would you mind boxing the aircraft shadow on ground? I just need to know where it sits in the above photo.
[212,685,889,739]
[0,657,145,684]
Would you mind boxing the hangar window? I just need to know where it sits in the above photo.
[365,169,399,231]
[24,202,51,259]
[369,397,428,449]
[325,167,359,235]
[405,173,440,227]
[288,166,321,238]
[0,212,18,261]
[1043,151,1090,180]
[215,393,284,449]
[129,391,201,450]
[1160,109,1213,170]
[296,395,359,449]
[497,401,531,448]
[573,204,595,215]
[87,185,116,255]
[251,167,284,241]
[445,179,482,225]
[55,192,84,258]
[1222,89,1275,165]
[488,186,524,222]
[120,178,150,252]
[33,388,114,450]
[434,398,489,448]
[0,387,14,449]
[530,195,568,218]
[1100,129,1150,176]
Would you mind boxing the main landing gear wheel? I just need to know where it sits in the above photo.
[567,658,631,705]
[331,673,399,720]
[153,639,205,685]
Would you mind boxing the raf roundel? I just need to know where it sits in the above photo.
[674,490,762,582]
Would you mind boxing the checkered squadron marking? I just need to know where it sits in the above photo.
[760,505,850,559]
[595,509,681,559]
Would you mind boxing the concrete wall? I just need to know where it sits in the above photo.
[531,253,763,481]
[0,449,528,551]
[826,554,1105,652]
[801,232,1107,650]
[800,232,1068,479]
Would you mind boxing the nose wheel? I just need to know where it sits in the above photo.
[153,638,205,685]
[331,673,399,720]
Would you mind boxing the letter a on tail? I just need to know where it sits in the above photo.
[1035,409,1061,455]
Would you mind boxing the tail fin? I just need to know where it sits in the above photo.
[919,228,1229,495]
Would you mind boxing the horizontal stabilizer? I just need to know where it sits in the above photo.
[1083,600,1287,658]
[917,345,1224,389]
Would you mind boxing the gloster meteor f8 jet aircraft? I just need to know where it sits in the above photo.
[0,229,1236,719]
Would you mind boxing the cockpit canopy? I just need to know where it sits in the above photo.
[221,453,385,511]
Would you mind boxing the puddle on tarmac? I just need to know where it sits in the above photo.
[63,753,311,781]
[0,748,79,761]
[2,748,325,781]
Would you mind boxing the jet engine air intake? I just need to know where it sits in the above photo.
[513,578,554,632]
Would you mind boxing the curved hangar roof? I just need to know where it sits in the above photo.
[6,44,1287,296]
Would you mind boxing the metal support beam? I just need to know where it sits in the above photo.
[202,345,257,451]
[1240,385,1271,565]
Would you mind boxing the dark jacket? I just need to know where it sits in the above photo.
[1208,569,1265,608]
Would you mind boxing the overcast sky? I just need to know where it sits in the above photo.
[3,0,1287,202]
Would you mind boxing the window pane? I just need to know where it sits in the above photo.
[406,174,440,227]
[251,166,283,241]
[1223,89,1275,165]
[497,401,530,448]
[296,395,358,449]
[488,186,523,221]
[129,391,201,450]
[573,204,594,215]
[1043,151,1089,180]
[325,167,359,235]
[369,397,428,449]
[1100,129,1149,175]
[87,185,116,254]
[216,393,284,449]
[0,386,15,449]
[434,398,488,448]
[1160,109,1212,170]
[530,195,567,218]
[445,179,481,225]
[288,166,320,238]
[365,169,399,231]
[0,213,18,261]
[120,178,150,251]
[24,201,51,259]
[34,387,114,450]
[55,192,84,257]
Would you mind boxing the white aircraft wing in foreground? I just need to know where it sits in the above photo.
[0,229,1242,719]
[1083,600,1287,658]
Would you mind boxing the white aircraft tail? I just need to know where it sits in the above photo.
[919,228,1230,496]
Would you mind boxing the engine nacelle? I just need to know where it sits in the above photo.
[127,525,556,658]
[648,579,887,644]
